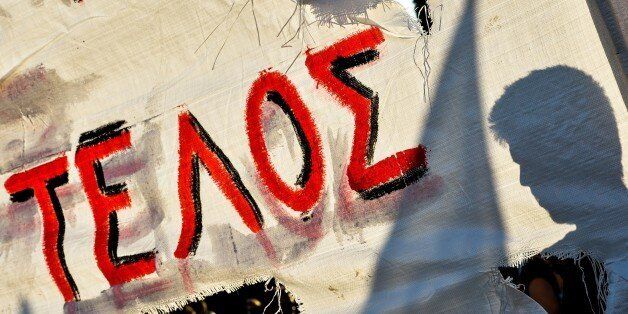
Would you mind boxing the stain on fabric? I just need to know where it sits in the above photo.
[301,0,384,25]
[0,65,97,173]
[0,6,11,18]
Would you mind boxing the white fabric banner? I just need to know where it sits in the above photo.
[0,0,625,312]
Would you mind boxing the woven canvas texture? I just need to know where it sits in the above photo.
[0,0,625,312]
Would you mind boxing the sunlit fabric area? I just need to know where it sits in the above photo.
[0,0,625,313]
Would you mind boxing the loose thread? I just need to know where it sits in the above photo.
[263,278,283,314]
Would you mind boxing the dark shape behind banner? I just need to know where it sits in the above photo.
[490,66,627,312]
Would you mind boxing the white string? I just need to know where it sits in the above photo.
[262,278,284,314]
[413,4,432,105]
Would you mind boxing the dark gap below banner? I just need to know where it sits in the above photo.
[168,278,300,314]
[499,253,608,313]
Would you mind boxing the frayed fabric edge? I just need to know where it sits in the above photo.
[500,250,609,313]
[141,276,306,314]
[141,276,273,314]
[142,250,611,313]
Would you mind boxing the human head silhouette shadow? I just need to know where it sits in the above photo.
[489,65,626,257]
